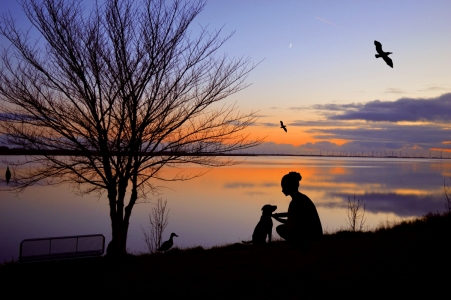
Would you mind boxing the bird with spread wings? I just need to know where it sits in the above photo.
[280,121,287,132]
[374,40,393,68]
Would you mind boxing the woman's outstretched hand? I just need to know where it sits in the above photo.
[273,212,288,218]
[272,212,288,224]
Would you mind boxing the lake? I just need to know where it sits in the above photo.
[1,156,450,263]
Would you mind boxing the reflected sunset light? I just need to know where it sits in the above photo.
[1,155,450,263]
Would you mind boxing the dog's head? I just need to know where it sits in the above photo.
[261,204,277,215]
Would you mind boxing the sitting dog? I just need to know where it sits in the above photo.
[242,204,277,244]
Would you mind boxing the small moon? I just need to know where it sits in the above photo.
[289,43,292,48]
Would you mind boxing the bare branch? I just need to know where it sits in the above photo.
[141,198,169,253]
[346,195,366,232]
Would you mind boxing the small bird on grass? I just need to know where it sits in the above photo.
[280,121,287,132]
[374,40,393,68]
[5,166,11,185]
[157,233,178,253]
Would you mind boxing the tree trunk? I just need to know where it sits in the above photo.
[106,183,129,257]
[106,178,136,257]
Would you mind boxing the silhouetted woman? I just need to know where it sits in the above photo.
[272,171,323,246]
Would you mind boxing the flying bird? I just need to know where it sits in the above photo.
[5,166,11,185]
[374,40,393,68]
[157,233,178,252]
[280,121,287,132]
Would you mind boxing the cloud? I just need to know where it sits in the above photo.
[0,113,42,121]
[244,191,267,196]
[311,124,451,145]
[245,129,451,155]
[417,86,451,92]
[320,93,451,122]
[311,103,363,112]
[248,94,451,155]
[223,181,278,189]
[320,192,443,217]
[289,120,365,127]
[260,182,278,187]
[288,106,309,111]
[224,182,255,188]
[259,122,281,127]
[384,88,405,94]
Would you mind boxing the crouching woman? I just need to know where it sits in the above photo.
[272,171,323,246]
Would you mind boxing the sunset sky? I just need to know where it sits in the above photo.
[1,0,451,262]
[1,0,450,156]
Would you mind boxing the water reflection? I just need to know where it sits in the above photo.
[1,156,449,263]
[323,192,443,216]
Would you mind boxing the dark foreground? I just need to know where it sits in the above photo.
[1,213,450,299]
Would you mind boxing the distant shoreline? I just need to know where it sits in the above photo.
[0,148,449,159]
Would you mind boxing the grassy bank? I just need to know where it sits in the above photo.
[1,212,450,298]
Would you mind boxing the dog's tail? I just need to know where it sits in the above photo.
[241,240,253,244]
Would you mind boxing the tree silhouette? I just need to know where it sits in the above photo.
[0,0,263,255]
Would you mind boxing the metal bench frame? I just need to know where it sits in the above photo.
[19,234,105,262]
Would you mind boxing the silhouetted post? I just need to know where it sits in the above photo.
[5,166,11,185]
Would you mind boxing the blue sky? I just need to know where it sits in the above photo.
[198,0,451,155]
[1,0,451,155]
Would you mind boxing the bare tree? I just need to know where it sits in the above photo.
[0,0,263,256]
[346,195,366,232]
[141,198,169,253]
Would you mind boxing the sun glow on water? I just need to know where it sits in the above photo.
[1,155,449,263]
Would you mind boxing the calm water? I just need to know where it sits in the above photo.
[1,156,450,263]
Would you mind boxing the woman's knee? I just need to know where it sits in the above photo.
[276,225,287,238]
[277,225,295,242]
